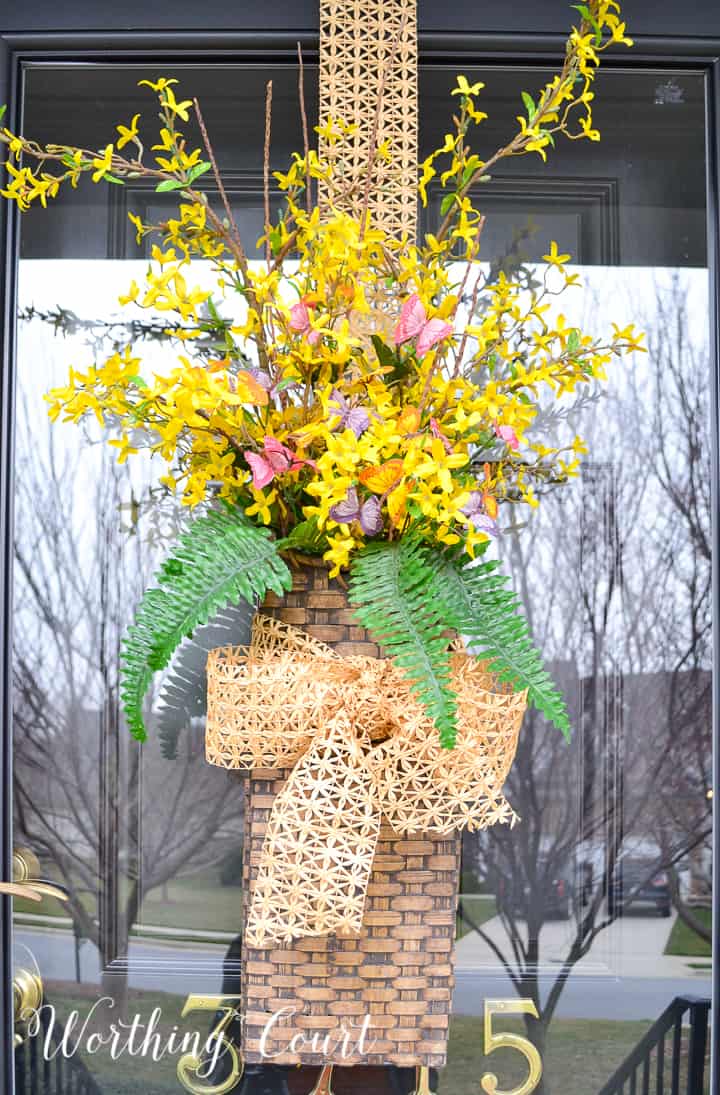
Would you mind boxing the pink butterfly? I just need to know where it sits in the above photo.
[393,293,453,357]
[494,423,520,450]
[289,300,322,346]
[244,437,315,490]
[329,487,383,536]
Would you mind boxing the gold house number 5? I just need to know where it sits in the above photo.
[480,999,543,1095]
[176,995,244,1095]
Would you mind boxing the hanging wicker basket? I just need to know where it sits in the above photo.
[205,557,525,1068]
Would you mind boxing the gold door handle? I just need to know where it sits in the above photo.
[0,847,69,904]
[0,882,44,902]
[14,967,43,1047]
[6,880,70,902]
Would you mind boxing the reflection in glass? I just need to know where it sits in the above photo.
[12,262,247,1091]
[9,63,712,1094]
[456,267,712,1086]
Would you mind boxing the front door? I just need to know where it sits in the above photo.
[2,45,716,1095]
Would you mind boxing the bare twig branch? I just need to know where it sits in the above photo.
[297,44,313,216]
[264,80,274,268]
[192,97,245,261]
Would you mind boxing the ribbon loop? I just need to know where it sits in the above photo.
[245,716,382,946]
[206,614,526,944]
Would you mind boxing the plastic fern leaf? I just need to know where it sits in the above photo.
[431,549,571,739]
[278,516,328,556]
[121,509,291,742]
[348,537,457,746]
[156,601,253,761]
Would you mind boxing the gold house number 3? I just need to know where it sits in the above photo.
[176,995,243,1095]
[481,999,543,1095]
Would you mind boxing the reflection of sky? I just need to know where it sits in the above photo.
[19,258,708,423]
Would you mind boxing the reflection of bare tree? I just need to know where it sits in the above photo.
[17,301,247,363]
[461,273,712,1085]
[12,392,242,1007]
[643,274,712,938]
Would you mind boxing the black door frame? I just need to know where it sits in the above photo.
[0,26,719,1095]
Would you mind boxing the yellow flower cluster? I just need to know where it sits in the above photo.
[418,0,633,228]
[5,2,643,575]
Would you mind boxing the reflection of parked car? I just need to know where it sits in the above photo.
[498,859,574,921]
[608,858,672,917]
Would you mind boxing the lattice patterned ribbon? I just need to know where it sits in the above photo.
[317,0,418,240]
[205,615,525,946]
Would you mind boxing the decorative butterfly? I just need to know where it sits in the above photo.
[393,293,453,358]
[329,487,383,536]
[244,437,315,490]
[359,459,404,496]
[329,389,370,438]
[206,363,269,406]
[234,370,270,406]
[397,405,421,434]
[248,368,274,392]
[462,491,499,536]
[494,422,520,450]
[289,299,322,346]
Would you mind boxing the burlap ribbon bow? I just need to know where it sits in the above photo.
[205,614,525,946]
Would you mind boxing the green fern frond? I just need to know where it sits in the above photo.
[431,549,571,740]
[348,537,457,747]
[278,516,328,556]
[121,509,291,742]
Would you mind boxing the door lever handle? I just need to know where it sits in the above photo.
[0,848,70,904]
[18,880,69,902]
[0,882,45,902]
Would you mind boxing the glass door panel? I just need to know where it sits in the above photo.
[420,66,711,1094]
[13,63,317,1094]
[9,59,712,1094]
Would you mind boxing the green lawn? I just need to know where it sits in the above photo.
[456,893,496,940]
[664,907,711,958]
[37,984,655,1095]
[14,866,244,939]
[136,869,243,935]
[17,877,493,944]
[445,1016,652,1095]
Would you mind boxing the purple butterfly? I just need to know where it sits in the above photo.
[249,367,299,397]
[249,368,274,392]
[462,492,499,537]
[329,487,383,535]
[329,390,370,438]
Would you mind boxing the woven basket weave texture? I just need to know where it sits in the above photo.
[241,558,461,1067]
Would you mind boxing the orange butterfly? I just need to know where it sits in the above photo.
[359,460,404,495]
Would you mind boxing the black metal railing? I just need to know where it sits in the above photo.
[14,1001,102,1095]
[598,995,711,1095]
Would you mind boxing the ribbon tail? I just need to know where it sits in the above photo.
[245,716,382,946]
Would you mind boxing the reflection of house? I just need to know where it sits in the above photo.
[461,665,712,897]
[585,668,711,838]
